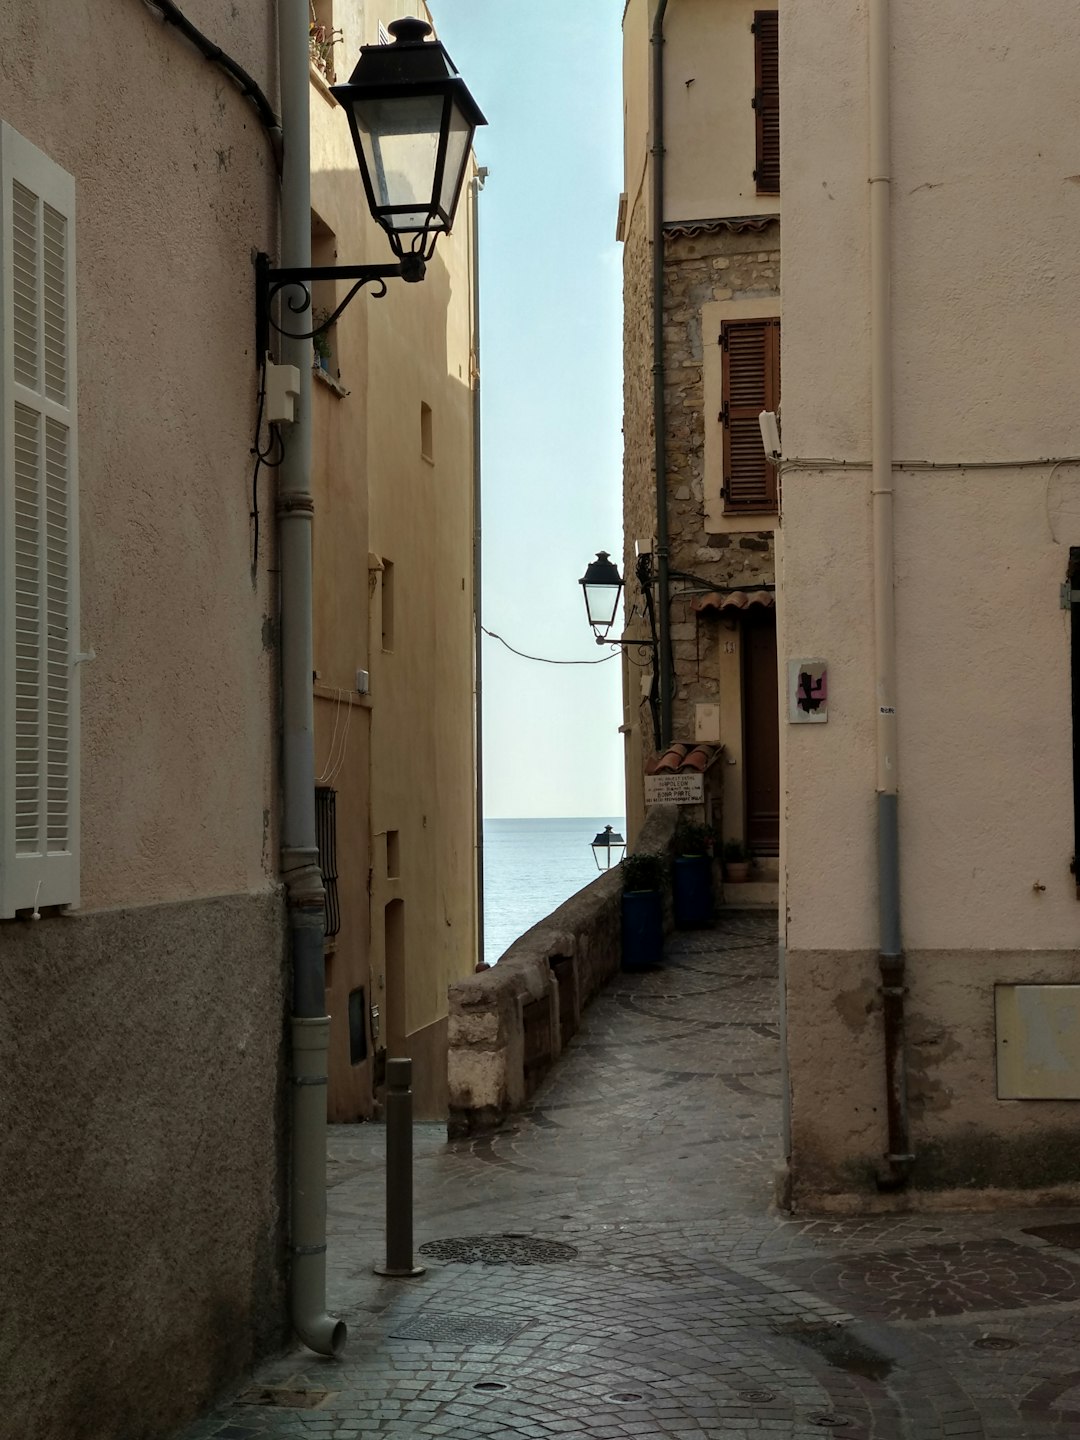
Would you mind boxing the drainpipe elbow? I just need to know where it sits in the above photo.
[291,1297,346,1357]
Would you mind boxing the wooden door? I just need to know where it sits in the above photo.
[743,610,780,855]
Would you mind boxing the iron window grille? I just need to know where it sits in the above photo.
[315,785,341,938]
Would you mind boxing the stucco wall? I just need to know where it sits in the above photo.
[1,2,286,1430]
[307,0,479,1120]
[1,0,280,911]
[0,893,288,1440]
[780,0,1080,1204]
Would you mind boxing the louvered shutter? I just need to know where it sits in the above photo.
[721,317,780,513]
[753,11,780,195]
[1,124,79,917]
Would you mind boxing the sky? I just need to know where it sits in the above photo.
[428,1,626,820]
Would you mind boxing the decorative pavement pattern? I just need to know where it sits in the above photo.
[177,914,1080,1439]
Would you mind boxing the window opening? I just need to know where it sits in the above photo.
[315,785,341,938]
[720,316,780,513]
[752,11,780,195]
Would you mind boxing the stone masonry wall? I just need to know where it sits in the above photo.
[447,806,679,1136]
[666,222,780,739]
[622,213,782,754]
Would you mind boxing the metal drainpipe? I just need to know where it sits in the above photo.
[650,0,674,750]
[278,0,346,1353]
[470,169,487,968]
[869,0,913,1190]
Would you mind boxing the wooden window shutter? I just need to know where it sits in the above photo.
[0,123,79,917]
[753,10,780,195]
[721,317,780,514]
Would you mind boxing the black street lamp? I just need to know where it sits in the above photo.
[591,825,626,871]
[333,17,485,264]
[580,548,662,751]
[255,18,486,353]
[579,551,624,640]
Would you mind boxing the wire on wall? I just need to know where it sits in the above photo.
[250,359,285,580]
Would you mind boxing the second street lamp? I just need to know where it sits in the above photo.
[255,17,486,353]
[579,551,624,641]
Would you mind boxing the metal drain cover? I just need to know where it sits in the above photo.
[418,1234,578,1266]
[386,1311,531,1344]
[974,1334,1018,1351]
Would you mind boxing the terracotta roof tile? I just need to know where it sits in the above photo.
[646,742,722,776]
[691,589,775,615]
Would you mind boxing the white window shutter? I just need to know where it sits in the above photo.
[0,124,78,917]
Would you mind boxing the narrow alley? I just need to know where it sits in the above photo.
[181,916,1080,1439]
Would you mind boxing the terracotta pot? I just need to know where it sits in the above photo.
[724,861,751,883]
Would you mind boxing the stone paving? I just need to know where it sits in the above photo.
[178,914,1080,1439]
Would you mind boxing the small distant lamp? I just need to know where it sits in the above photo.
[591,825,627,872]
[579,551,624,640]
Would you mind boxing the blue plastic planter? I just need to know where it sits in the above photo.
[672,855,713,929]
[621,889,664,971]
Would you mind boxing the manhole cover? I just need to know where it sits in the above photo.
[237,1388,334,1409]
[473,1380,510,1392]
[809,1416,855,1429]
[418,1234,578,1266]
[738,1389,777,1403]
[604,1391,647,1404]
[386,1312,530,1344]
[974,1334,1018,1351]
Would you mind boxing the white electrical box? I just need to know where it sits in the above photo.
[264,358,301,423]
[695,703,721,743]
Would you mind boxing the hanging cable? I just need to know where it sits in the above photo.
[250,359,285,579]
[481,626,620,665]
[141,0,283,170]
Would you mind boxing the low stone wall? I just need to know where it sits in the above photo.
[448,806,679,1136]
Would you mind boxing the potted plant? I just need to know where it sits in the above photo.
[723,839,752,884]
[672,821,715,929]
[620,851,666,971]
[311,310,333,372]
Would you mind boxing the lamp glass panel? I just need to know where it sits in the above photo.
[437,100,473,218]
[583,583,620,631]
[353,94,447,231]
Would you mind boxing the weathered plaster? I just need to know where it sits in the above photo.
[0,892,288,1440]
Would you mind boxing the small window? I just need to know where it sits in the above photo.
[720,316,780,513]
[420,401,433,462]
[310,211,340,381]
[310,0,343,82]
[753,11,780,195]
[348,986,368,1064]
[315,785,341,938]
[386,828,400,878]
[381,559,395,651]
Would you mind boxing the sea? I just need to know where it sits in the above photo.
[482,816,626,968]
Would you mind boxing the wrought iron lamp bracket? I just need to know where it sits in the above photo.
[254,250,425,355]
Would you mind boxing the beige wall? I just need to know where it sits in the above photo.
[623,0,780,235]
[1,2,285,1435]
[309,0,479,1120]
[780,0,1080,1205]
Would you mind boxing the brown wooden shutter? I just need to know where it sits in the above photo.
[721,317,780,513]
[753,10,780,195]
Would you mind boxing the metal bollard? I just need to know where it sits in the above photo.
[373,1057,426,1278]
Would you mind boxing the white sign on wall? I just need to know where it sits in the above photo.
[788,659,828,723]
[644,772,705,805]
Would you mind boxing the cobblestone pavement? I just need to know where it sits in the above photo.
[179,914,1080,1439]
